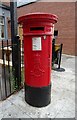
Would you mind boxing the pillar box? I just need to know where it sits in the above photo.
[18,13,58,107]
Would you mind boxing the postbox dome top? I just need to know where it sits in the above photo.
[18,12,58,24]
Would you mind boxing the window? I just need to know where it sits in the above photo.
[54,30,58,37]
[0,16,5,39]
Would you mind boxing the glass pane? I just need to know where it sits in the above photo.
[1,25,4,38]
[0,25,1,38]
[0,25,5,39]
[0,16,4,25]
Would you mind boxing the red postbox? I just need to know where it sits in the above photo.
[18,13,58,107]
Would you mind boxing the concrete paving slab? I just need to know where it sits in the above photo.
[52,67,75,92]
[2,104,30,118]
[6,88,68,118]
[0,94,31,118]
[7,92,44,118]
[55,99,75,118]
[61,54,75,70]
[55,91,75,118]
[9,92,62,118]
[0,112,3,120]
[55,108,75,118]
[0,54,76,119]
[51,85,65,102]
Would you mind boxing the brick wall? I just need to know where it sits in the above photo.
[17,2,75,55]
[3,2,10,6]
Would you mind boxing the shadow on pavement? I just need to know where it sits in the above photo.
[52,67,65,72]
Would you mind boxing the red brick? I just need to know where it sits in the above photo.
[17,2,75,55]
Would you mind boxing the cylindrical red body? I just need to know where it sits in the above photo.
[18,13,58,107]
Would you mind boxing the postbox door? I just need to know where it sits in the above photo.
[24,35,52,87]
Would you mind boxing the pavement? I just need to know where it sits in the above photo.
[0,54,76,119]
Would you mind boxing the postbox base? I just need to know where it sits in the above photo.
[25,84,51,107]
